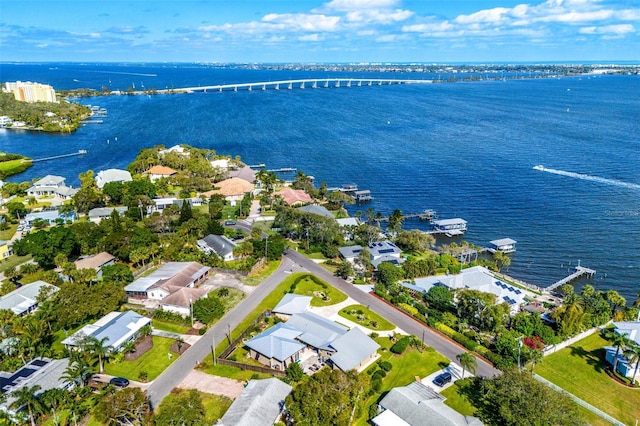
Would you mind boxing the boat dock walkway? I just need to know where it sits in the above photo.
[547,265,596,291]
[31,150,87,163]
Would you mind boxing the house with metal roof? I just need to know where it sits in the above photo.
[1,358,72,417]
[487,238,517,254]
[340,240,404,269]
[24,209,76,226]
[0,280,59,316]
[372,381,483,426]
[431,218,468,236]
[246,304,379,372]
[197,234,238,261]
[95,168,133,189]
[61,310,151,351]
[124,261,210,299]
[402,266,528,314]
[88,206,129,223]
[26,175,78,200]
[273,294,312,316]
[217,378,292,426]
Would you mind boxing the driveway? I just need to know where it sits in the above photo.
[205,271,255,294]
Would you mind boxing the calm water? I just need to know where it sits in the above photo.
[1,63,639,298]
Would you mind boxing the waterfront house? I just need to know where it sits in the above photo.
[210,158,231,170]
[0,280,59,316]
[487,238,517,254]
[143,165,177,182]
[88,206,128,223]
[217,378,293,426]
[0,358,72,418]
[0,240,12,259]
[95,168,132,189]
[124,261,211,300]
[275,187,313,206]
[401,266,528,314]
[206,177,255,205]
[26,175,77,200]
[151,197,204,213]
[158,144,188,156]
[372,381,483,426]
[73,252,116,279]
[62,310,151,352]
[228,165,256,183]
[339,240,404,269]
[431,218,467,236]
[197,234,238,261]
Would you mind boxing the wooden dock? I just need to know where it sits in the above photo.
[31,150,87,163]
[547,265,596,291]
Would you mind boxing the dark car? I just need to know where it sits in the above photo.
[432,372,452,387]
[224,220,237,226]
[109,377,130,388]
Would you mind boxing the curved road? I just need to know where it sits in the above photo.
[147,252,499,408]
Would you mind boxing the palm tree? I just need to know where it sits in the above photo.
[62,360,93,388]
[608,331,630,374]
[635,292,640,321]
[622,345,640,386]
[10,385,43,426]
[86,336,110,373]
[456,352,478,379]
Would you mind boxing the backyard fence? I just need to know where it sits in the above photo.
[533,374,626,426]
[219,310,272,359]
[542,322,612,357]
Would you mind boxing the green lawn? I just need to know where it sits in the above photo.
[152,319,191,334]
[104,336,177,381]
[289,273,347,307]
[535,331,640,425]
[441,379,478,417]
[197,362,273,381]
[0,254,33,273]
[338,304,395,331]
[354,339,450,426]
[242,260,281,286]
[157,389,233,422]
[214,287,246,313]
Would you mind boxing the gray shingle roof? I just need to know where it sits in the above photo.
[329,327,380,371]
[198,234,238,257]
[88,206,129,219]
[217,378,292,426]
[339,245,363,259]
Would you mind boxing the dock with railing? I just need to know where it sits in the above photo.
[546,264,596,291]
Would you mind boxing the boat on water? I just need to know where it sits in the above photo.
[533,165,544,171]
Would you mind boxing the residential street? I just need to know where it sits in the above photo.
[147,251,499,408]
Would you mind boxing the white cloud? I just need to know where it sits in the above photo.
[320,0,399,12]
[402,22,453,33]
[299,33,323,41]
[537,9,614,23]
[455,7,511,24]
[262,13,341,32]
[346,9,413,24]
[579,24,635,34]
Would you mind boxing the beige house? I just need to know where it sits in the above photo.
[203,177,254,204]
[143,165,178,182]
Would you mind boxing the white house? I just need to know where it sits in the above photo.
[197,234,238,261]
[0,280,59,316]
[339,240,404,269]
[125,261,211,300]
[95,168,132,189]
[61,311,151,351]
[26,175,77,200]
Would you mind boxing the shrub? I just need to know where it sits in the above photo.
[378,361,393,372]
[371,378,382,392]
[390,336,411,354]
[372,370,387,380]
[138,370,148,382]
[398,303,418,316]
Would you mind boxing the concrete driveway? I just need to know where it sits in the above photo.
[177,370,244,399]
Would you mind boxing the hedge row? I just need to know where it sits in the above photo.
[434,322,502,365]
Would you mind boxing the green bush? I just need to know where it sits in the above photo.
[372,370,387,380]
[378,361,393,372]
[390,336,411,354]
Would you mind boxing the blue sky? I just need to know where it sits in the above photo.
[1,0,638,63]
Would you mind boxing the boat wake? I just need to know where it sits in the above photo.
[533,165,640,190]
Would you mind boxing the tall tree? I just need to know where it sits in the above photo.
[95,387,150,426]
[387,209,404,233]
[456,352,478,379]
[10,385,43,426]
[623,345,640,385]
[607,330,630,374]
[154,389,207,426]
[87,336,110,373]
[178,200,193,224]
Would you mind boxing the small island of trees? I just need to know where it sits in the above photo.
[0,92,91,132]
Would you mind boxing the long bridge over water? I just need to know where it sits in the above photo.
[155,78,433,94]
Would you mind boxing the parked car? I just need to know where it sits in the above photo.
[224,220,237,226]
[432,372,452,387]
[109,377,130,388]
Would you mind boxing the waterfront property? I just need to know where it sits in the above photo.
[431,218,467,237]
[297,204,335,219]
[197,234,238,261]
[217,378,292,426]
[0,358,71,416]
[205,177,255,204]
[402,266,529,314]
[487,238,517,254]
[274,187,313,206]
[26,175,77,200]
[372,380,483,426]
[245,308,379,372]
[339,240,404,269]
[604,321,640,380]
[0,280,59,316]
[227,165,256,183]
[94,168,132,189]
[143,165,177,182]
[61,310,151,351]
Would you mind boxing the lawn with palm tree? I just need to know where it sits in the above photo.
[104,337,176,381]
[535,331,640,425]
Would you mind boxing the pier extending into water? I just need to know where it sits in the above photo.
[547,265,596,292]
[31,150,87,163]
[156,78,432,94]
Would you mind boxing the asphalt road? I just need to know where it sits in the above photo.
[147,251,499,408]
[146,256,299,409]
[283,250,500,378]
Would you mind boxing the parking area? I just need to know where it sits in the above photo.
[422,361,474,393]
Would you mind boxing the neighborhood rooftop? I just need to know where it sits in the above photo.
[124,261,210,294]
[217,378,292,426]
[62,310,151,350]
[0,280,59,316]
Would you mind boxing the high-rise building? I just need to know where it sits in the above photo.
[2,81,57,103]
